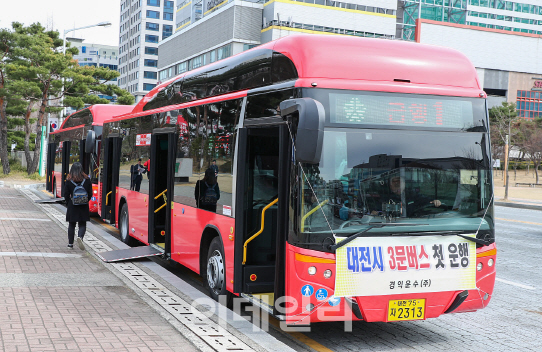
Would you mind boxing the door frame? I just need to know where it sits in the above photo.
[101,136,122,223]
[61,140,71,197]
[233,124,291,296]
[148,129,176,255]
[46,142,56,192]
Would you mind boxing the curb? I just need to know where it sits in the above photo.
[495,201,542,211]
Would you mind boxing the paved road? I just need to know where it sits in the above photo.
[294,206,541,351]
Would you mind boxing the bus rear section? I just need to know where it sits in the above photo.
[46,105,133,213]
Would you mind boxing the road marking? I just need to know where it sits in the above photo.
[0,217,51,221]
[0,196,24,199]
[496,278,535,290]
[495,217,542,226]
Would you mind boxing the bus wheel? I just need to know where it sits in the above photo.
[52,179,57,198]
[205,237,226,301]
[119,204,133,245]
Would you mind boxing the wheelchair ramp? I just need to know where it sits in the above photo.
[97,246,163,262]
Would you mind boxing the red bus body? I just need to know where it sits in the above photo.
[47,104,134,212]
[96,34,495,324]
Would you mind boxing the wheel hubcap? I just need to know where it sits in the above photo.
[207,250,224,295]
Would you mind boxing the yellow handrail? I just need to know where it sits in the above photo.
[301,199,329,232]
[242,198,278,265]
[155,189,167,200]
[154,203,167,213]
[154,189,168,213]
[106,191,112,205]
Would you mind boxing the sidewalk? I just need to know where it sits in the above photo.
[0,187,297,352]
[0,187,198,352]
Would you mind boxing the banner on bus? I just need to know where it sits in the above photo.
[136,134,151,146]
[334,235,476,297]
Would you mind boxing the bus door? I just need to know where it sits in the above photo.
[61,141,71,196]
[46,142,56,192]
[234,125,291,305]
[101,136,122,223]
[148,131,176,254]
[79,139,90,176]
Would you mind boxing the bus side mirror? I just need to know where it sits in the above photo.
[280,98,325,164]
[85,130,96,154]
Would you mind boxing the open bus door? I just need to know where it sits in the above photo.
[101,137,122,223]
[79,139,90,176]
[233,125,291,315]
[46,142,56,192]
[60,141,71,197]
[148,131,176,255]
[96,131,175,263]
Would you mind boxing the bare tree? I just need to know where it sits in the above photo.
[489,102,519,200]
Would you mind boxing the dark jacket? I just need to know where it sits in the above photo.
[63,177,92,222]
[194,180,220,212]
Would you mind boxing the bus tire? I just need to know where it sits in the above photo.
[205,237,227,301]
[52,179,57,198]
[119,203,134,246]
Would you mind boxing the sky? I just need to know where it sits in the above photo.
[0,0,120,47]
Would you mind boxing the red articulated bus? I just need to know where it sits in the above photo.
[87,34,496,325]
[47,104,134,214]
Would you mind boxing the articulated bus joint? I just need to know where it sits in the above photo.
[444,290,469,314]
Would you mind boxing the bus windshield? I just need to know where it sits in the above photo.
[296,91,494,250]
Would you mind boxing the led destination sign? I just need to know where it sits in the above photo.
[330,93,477,129]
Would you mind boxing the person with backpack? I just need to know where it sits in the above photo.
[63,162,92,250]
[195,168,220,212]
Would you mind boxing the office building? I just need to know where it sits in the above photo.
[65,38,120,115]
[117,0,175,102]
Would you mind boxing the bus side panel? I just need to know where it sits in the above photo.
[116,187,150,244]
[170,206,235,293]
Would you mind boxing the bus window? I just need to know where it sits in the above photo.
[174,99,241,214]
[245,90,294,120]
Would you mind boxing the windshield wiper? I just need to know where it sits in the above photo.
[330,228,491,252]
[330,223,428,251]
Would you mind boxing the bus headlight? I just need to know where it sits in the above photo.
[477,262,483,271]
[488,258,494,267]
[323,269,332,279]
[93,190,97,194]
[308,266,317,275]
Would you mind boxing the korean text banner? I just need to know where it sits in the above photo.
[334,235,476,297]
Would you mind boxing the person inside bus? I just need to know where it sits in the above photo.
[371,176,441,217]
[132,159,146,192]
[195,168,220,212]
[63,162,92,250]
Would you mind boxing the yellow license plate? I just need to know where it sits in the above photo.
[387,299,425,321]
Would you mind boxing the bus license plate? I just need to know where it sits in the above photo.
[387,299,425,321]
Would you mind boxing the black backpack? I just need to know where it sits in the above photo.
[71,179,88,206]
[200,182,218,205]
